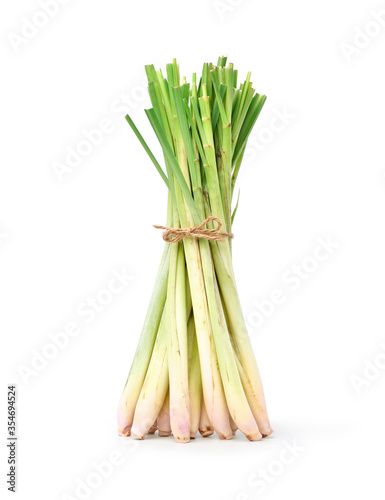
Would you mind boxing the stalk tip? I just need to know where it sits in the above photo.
[118,428,131,437]
[246,431,263,442]
[131,430,145,440]
[158,430,172,437]
[262,427,274,438]
[174,436,190,443]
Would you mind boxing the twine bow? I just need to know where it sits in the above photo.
[153,216,233,243]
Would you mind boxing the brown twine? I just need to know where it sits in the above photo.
[153,216,234,243]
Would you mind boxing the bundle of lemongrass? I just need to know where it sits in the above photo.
[117,57,273,442]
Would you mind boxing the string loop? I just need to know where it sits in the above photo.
[153,216,233,243]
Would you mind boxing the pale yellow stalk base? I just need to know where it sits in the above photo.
[131,312,169,439]
[199,398,214,437]
[167,242,190,443]
[157,391,171,437]
[187,316,202,439]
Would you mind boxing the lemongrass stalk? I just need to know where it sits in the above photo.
[176,191,232,439]
[146,95,230,440]
[161,84,192,442]
[200,244,262,440]
[176,208,233,438]
[187,316,202,439]
[202,189,272,437]
[188,67,272,437]
[199,399,214,437]
[157,391,171,437]
[121,58,272,443]
[210,245,273,436]
[131,310,169,439]
[117,231,171,436]
[166,233,190,442]
[197,103,272,436]
[219,285,272,438]
[185,200,260,440]
[176,87,260,439]
[157,84,232,440]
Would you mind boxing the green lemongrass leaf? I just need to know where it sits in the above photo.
[197,75,202,97]
[148,81,173,146]
[210,70,229,126]
[232,87,255,142]
[190,96,209,150]
[125,114,169,189]
[198,95,216,154]
[232,89,241,117]
[232,74,252,134]
[166,63,174,87]
[145,64,157,84]
[147,81,162,122]
[224,65,234,120]
[145,108,200,224]
[156,69,171,105]
[217,56,227,67]
[166,59,179,87]
[146,83,177,205]
[183,98,208,167]
[180,97,206,218]
[173,87,198,189]
[189,82,206,168]
[232,78,253,138]
[208,63,214,98]
[212,83,227,131]
[182,83,190,101]
[233,94,266,163]
[190,83,208,183]
[156,69,176,145]
[191,76,198,105]
[172,58,180,86]
[216,66,224,84]
[200,63,213,100]
[238,72,252,115]
[214,119,222,155]
[231,189,240,224]
[233,69,238,88]
[167,79,178,116]
[192,94,218,191]
[242,93,267,135]
[232,88,242,125]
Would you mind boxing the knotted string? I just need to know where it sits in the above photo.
[153,216,233,243]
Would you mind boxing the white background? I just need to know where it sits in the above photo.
[1,0,385,499]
